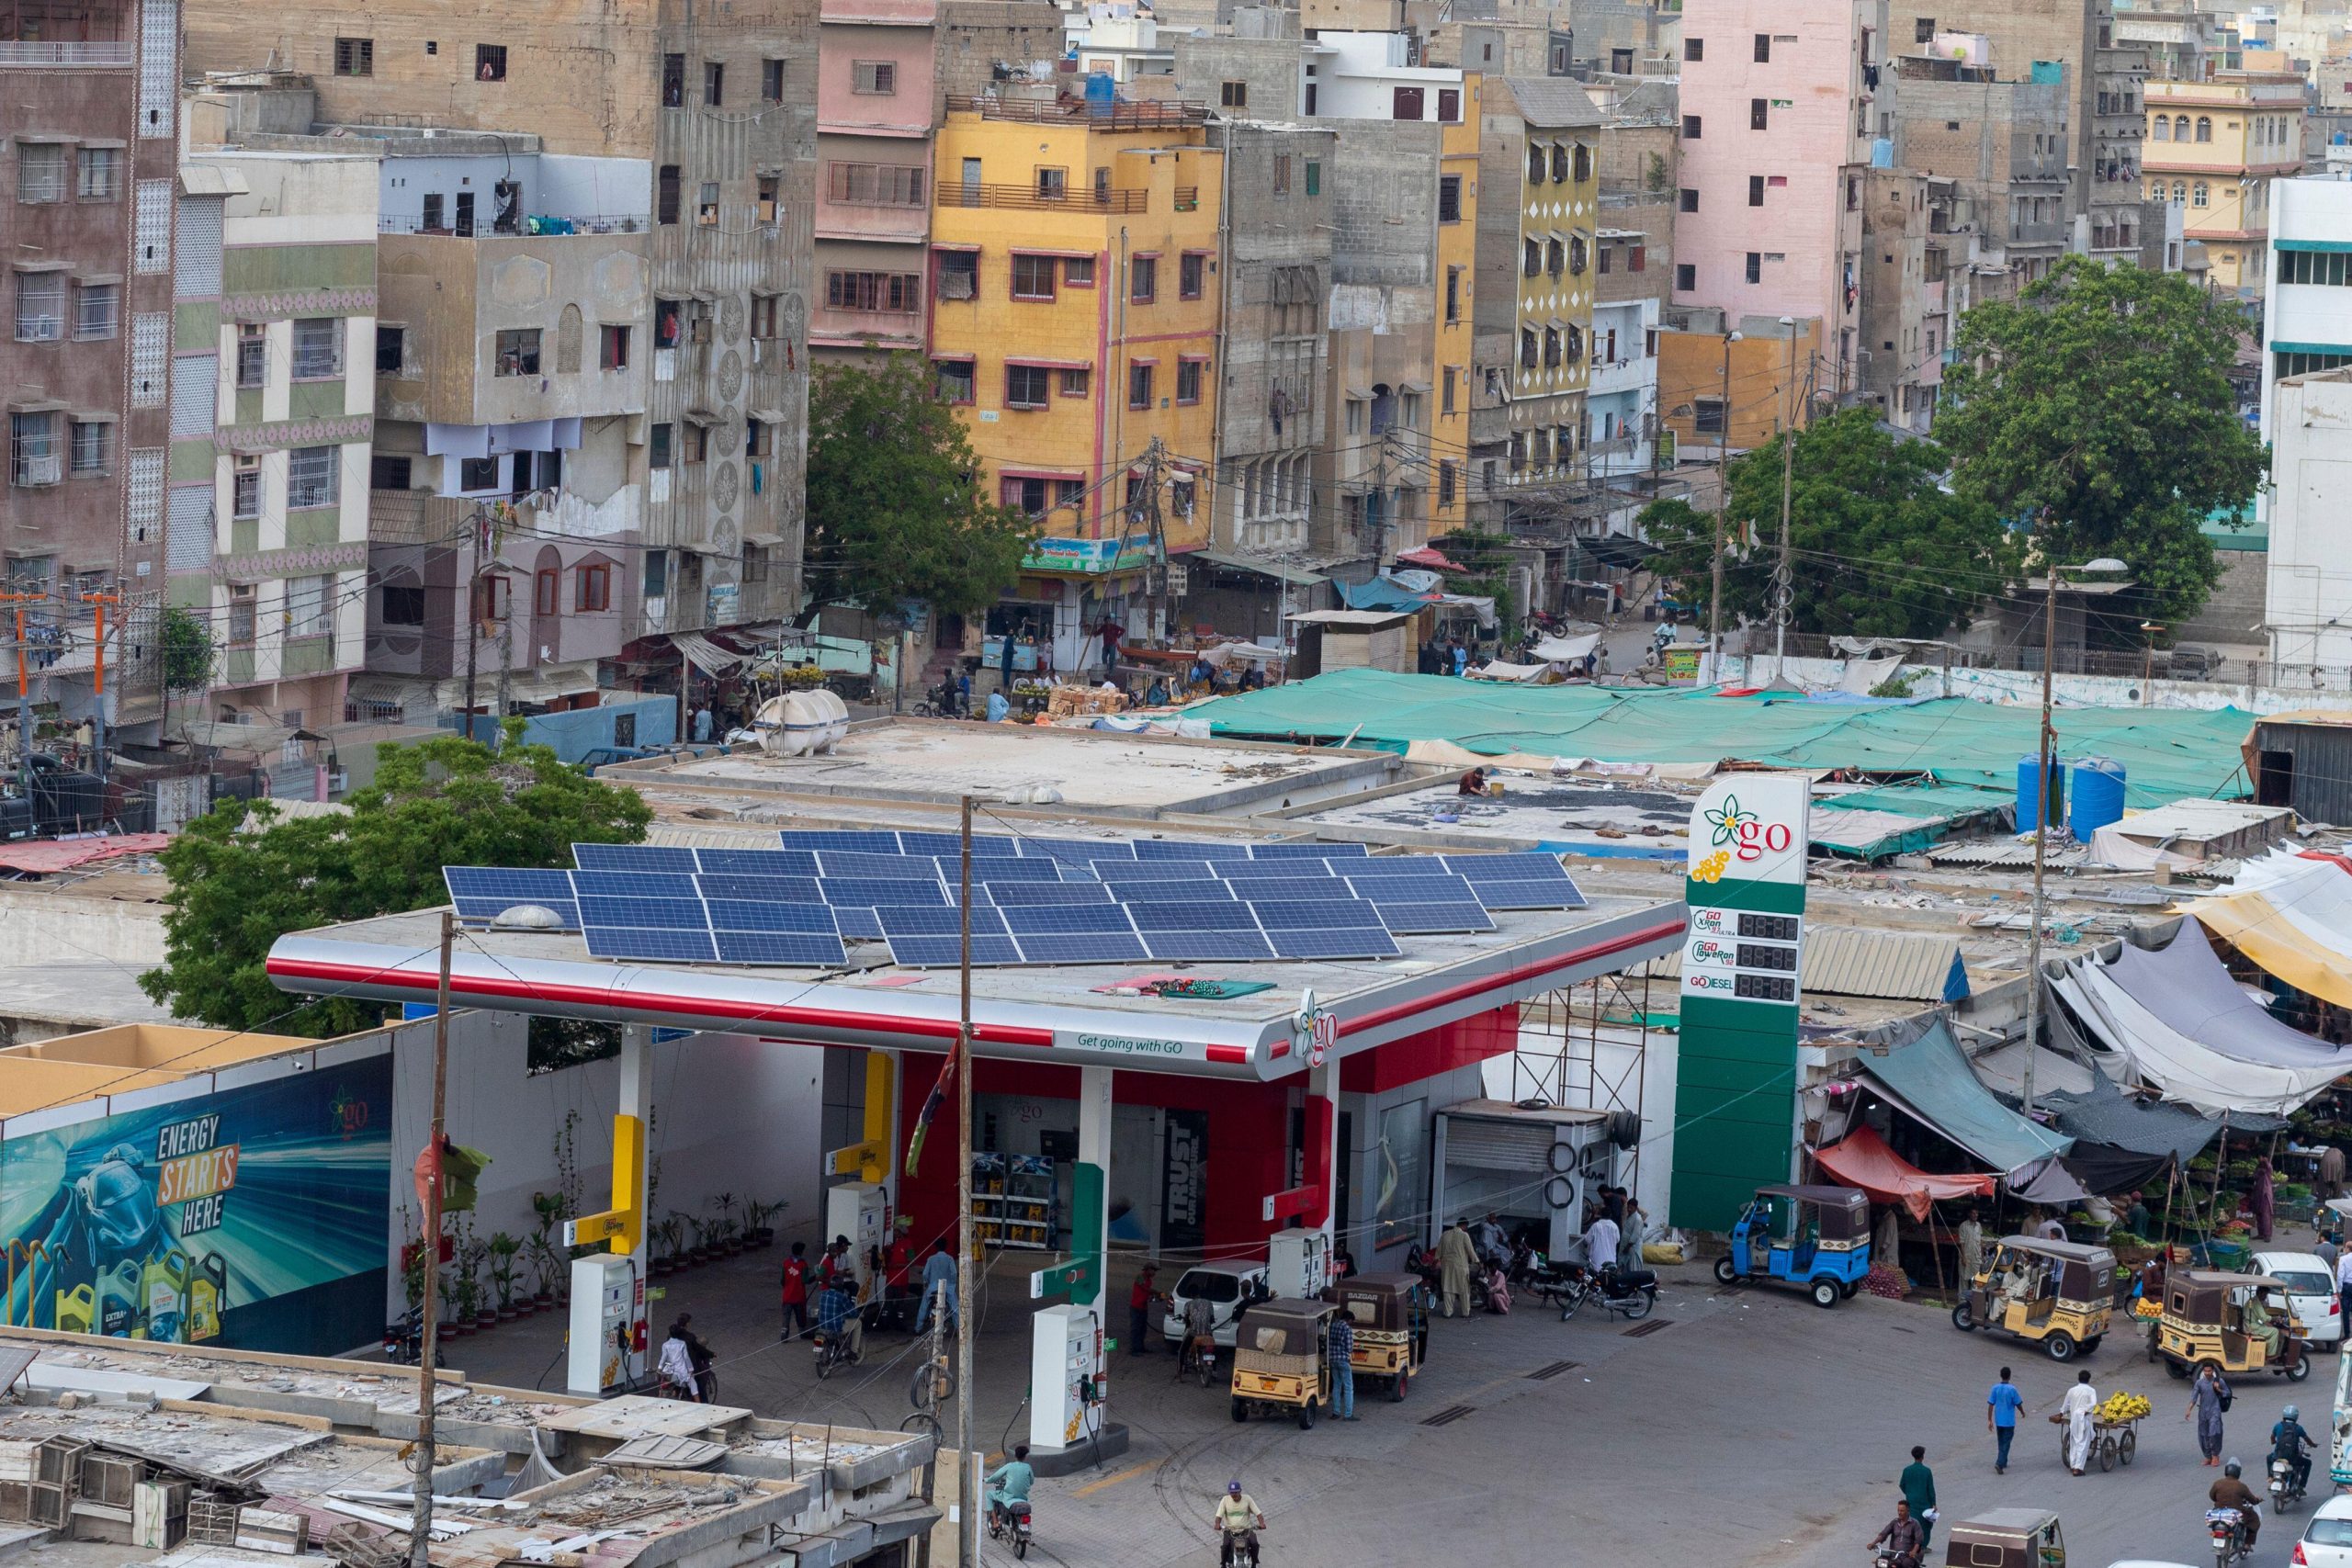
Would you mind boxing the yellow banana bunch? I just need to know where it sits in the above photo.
[2095,1392,2152,1423]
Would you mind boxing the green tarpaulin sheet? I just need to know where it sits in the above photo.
[1194,671,2252,807]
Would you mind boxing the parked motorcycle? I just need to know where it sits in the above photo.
[812,1325,861,1380]
[987,1497,1033,1560]
[1556,1263,1658,1322]
[2205,1506,2254,1568]
[2270,1454,2308,1514]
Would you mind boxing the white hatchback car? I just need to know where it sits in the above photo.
[2253,1249,2346,1348]
[2296,1495,2352,1568]
[1159,1259,1270,1350]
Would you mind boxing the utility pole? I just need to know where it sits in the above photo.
[460,503,502,740]
[1708,332,1742,679]
[410,912,454,1568]
[1772,322,1798,682]
[955,795,977,1568]
[2022,558,2057,1117]
[1,592,45,804]
[1140,438,1169,647]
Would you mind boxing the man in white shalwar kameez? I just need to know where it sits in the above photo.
[2063,1370,2099,1474]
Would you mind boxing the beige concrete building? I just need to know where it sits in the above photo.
[2145,69,2306,299]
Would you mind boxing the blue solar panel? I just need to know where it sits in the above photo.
[1136,839,1252,862]
[1018,836,1132,866]
[1143,931,1277,963]
[779,830,907,854]
[817,852,944,881]
[888,934,1023,966]
[877,905,1009,937]
[1001,904,1137,936]
[1249,841,1369,860]
[704,900,840,933]
[1219,874,1349,901]
[714,930,849,965]
[1345,871,1479,902]
[1266,928,1400,960]
[820,877,948,908]
[897,831,1021,859]
[1013,931,1150,964]
[446,868,580,926]
[1464,880,1588,910]
[946,856,1063,883]
[1247,897,1388,931]
[1371,901,1496,934]
[572,843,700,874]
[571,871,702,900]
[1444,852,1575,883]
[695,874,823,903]
[695,848,821,877]
[577,895,709,930]
[984,881,1114,906]
[1111,881,1239,906]
[583,927,719,963]
[1125,899,1260,931]
[1094,859,1217,882]
[832,907,884,941]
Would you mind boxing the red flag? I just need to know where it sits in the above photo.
[904,1038,961,1179]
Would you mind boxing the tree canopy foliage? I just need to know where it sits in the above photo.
[1937,256,2262,625]
[801,353,1036,622]
[141,729,650,1035]
[1637,408,2018,640]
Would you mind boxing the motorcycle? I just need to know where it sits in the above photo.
[2205,1506,2253,1568]
[987,1497,1033,1560]
[812,1325,861,1380]
[1219,1527,1261,1568]
[1177,1331,1220,1389]
[381,1311,424,1367]
[1556,1263,1658,1322]
[2270,1453,2308,1514]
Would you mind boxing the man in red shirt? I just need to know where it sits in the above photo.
[1128,1264,1163,1357]
[779,1241,811,1341]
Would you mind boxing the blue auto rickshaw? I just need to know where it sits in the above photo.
[1712,1184,1872,1308]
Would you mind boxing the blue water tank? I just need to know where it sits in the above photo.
[2068,757,2128,840]
[2017,754,2064,830]
[1084,73,1115,115]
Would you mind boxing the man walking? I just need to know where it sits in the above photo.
[917,1239,958,1337]
[2188,1362,2230,1466]
[779,1241,812,1341]
[1986,1366,2024,1474]
[1899,1446,1938,1549]
[1328,1307,1357,1421]
[1957,1209,1984,1286]
[1436,1220,1477,1318]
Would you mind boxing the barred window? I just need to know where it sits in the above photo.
[287,446,339,509]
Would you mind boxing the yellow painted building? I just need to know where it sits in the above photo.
[2144,71,2305,296]
[1498,81,1601,509]
[929,95,1222,652]
[1431,100,1481,537]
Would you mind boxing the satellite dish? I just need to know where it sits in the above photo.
[492,904,567,931]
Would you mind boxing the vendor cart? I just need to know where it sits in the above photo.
[2051,1412,2141,1472]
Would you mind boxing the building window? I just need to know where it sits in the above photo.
[854,60,896,94]
[1520,329,1537,369]
[227,584,256,647]
[75,148,119,201]
[1176,358,1204,404]
[1524,238,1543,277]
[375,324,406,374]
[758,175,778,224]
[1682,114,1702,140]
[600,324,630,369]
[2153,116,2170,141]
[650,423,673,468]
[288,446,340,509]
[334,36,373,74]
[1059,367,1091,397]
[1680,186,1702,215]
[1131,255,1157,303]
[762,58,786,101]
[935,358,975,403]
[1438,459,1456,508]
[642,553,667,600]
[697,183,719,226]
[2192,181,2209,208]
[1694,397,1725,434]
[1221,80,1247,107]
[1272,156,1290,197]
[1684,37,1703,60]
[1065,255,1095,288]
[575,562,611,612]
[1006,364,1051,409]
[1001,476,1051,514]
[1749,174,1765,206]
[1180,252,1205,299]
[495,328,541,376]
[476,44,506,81]
[288,574,334,638]
[1438,87,1459,121]
[13,273,63,342]
[1547,238,1564,276]
[1544,327,1561,367]
[1445,265,1461,322]
[1569,235,1587,273]
[1128,362,1154,409]
[382,585,425,626]
[1754,31,1770,60]
[1527,145,1546,184]
[828,162,926,207]
[459,453,499,491]
[1393,85,1424,118]
[827,270,920,312]
[1011,254,1057,300]
[1306,160,1321,196]
[64,280,118,343]
[662,52,685,106]
[370,454,412,490]
[657,165,681,224]
[1438,175,1462,223]
[703,61,724,106]
[1745,251,1762,283]
[534,568,560,617]
[68,419,110,477]
[292,317,342,379]
[1750,97,1768,130]
[472,576,509,623]
[232,457,260,518]
[1675,262,1696,290]
[16,143,64,204]
[2195,117,2212,142]
[7,412,56,488]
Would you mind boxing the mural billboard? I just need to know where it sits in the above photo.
[0,1052,391,1357]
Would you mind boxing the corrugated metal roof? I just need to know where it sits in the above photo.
[1644,925,1966,1002]
[1499,77,1606,128]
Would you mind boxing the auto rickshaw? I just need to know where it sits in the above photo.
[1951,1235,2117,1360]
[1942,1508,2065,1568]
[1712,1184,1872,1308]
[1230,1299,1340,1428]
[1327,1272,1430,1402]
[2151,1269,2312,1382]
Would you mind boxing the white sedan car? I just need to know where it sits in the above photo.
[2253,1249,2346,1348]
[2297,1496,2352,1568]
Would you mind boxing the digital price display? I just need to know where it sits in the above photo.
[1736,942,1799,973]
[1734,973,1797,1002]
[1736,913,1801,942]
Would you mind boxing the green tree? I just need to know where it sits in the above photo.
[1636,408,2018,640]
[1937,255,2263,625]
[1427,529,1522,637]
[140,728,651,1034]
[800,353,1035,623]
[159,607,214,694]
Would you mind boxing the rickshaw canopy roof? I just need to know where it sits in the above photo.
[1954,1509,2061,1538]
[2177,1269,2285,1288]
[1756,1184,1871,1214]
[1329,1273,1425,1328]
[1238,1299,1338,1356]
[1991,1235,2117,1268]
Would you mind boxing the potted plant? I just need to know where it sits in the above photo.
[438,1247,468,1339]
[745,1200,780,1248]
[489,1232,523,1321]
[526,1234,563,1307]
[685,1213,712,1266]
[652,1214,686,1276]
[712,1193,741,1256]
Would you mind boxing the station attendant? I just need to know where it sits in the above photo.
[1129,1265,1162,1356]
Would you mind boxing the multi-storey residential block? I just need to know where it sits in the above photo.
[2145,70,2306,299]
[813,0,937,362]
[927,88,1220,667]
[1860,168,1934,430]
[2256,177,2352,539]
[1894,53,2072,299]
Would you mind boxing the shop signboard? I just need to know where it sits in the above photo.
[1022,536,1155,575]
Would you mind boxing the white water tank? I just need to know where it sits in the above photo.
[757,689,849,756]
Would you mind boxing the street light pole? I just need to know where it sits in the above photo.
[2022,559,2057,1118]
[1708,331,1743,679]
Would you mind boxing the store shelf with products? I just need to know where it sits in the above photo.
[972,1151,1059,1252]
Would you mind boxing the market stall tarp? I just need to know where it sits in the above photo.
[1528,632,1604,663]
[2049,953,2346,1116]
[2182,854,2352,1008]
[1464,660,1560,683]
[1811,1123,1995,1219]
[1190,671,2256,806]
[1860,1017,2074,1175]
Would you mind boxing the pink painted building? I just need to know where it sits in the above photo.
[1670,0,1887,399]
[813,0,939,358]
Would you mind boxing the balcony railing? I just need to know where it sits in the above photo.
[944,183,1148,213]
[0,41,134,66]
[379,212,649,237]
[944,93,1209,129]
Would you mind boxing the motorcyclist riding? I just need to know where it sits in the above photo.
[1212,1480,1265,1567]
[984,1444,1034,1529]
[2272,1405,2315,1496]
[1871,1501,1926,1568]
[2211,1458,2263,1550]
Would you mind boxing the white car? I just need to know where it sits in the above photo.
[2253,1249,2345,1348]
[2296,1495,2352,1568]
[1159,1259,1270,1350]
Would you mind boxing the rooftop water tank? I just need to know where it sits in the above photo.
[2068,757,2128,840]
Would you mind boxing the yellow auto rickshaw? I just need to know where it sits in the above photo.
[2152,1269,2312,1382]
[1230,1299,1339,1428]
[1328,1272,1429,1401]
[1951,1235,2117,1361]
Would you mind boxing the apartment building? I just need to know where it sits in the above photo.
[2145,70,2306,298]
[1,0,178,738]
[2264,366,2352,671]
[2113,0,2233,82]
[813,0,937,361]
[927,89,1220,665]
[173,150,378,732]
[2256,178,2352,537]
[1894,54,2072,299]
[1671,0,1887,397]
[1470,77,1604,535]
[1859,167,1935,429]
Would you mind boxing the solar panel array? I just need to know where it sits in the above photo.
[441,833,1583,970]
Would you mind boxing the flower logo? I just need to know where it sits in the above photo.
[1704,794,1758,850]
